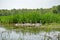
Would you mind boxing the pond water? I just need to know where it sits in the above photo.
[0,27,60,40]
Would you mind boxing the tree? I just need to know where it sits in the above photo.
[57,5,60,13]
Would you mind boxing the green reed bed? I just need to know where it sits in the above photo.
[0,13,60,24]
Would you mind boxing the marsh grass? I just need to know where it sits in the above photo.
[1,23,60,33]
[0,13,60,24]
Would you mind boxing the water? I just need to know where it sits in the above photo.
[0,27,60,40]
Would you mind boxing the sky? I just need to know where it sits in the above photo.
[0,0,60,9]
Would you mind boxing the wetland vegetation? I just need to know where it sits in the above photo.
[0,5,60,24]
[0,5,60,40]
[0,5,60,32]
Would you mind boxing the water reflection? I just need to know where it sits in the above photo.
[0,27,60,40]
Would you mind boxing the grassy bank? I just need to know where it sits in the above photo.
[1,23,60,33]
